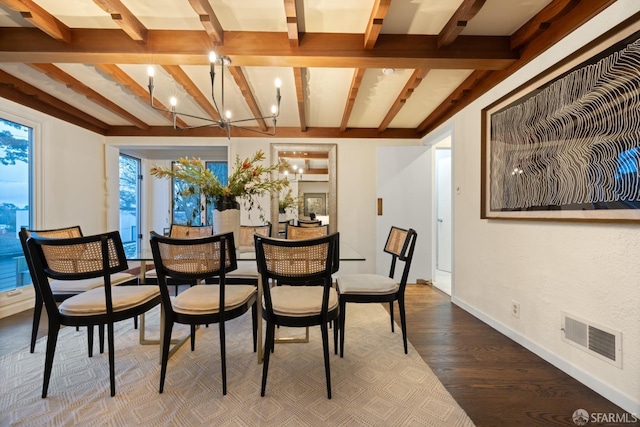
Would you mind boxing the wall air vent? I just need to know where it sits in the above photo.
[561,312,622,368]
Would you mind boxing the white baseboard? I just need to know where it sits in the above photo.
[451,296,639,415]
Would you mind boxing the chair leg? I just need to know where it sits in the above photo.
[389,301,395,332]
[399,297,408,354]
[107,321,116,397]
[133,316,138,330]
[87,325,94,357]
[333,318,339,355]
[219,321,227,395]
[261,322,275,397]
[190,325,196,351]
[158,320,174,393]
[30,295,43,353]
[41,322,60,398]
[99,324,105,354]
[251,302,258,353]
[339,301,346,358]
[321,321,332,399]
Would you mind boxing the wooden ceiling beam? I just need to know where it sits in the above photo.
[378,68,429,132]
[94,63,189,128]
[0,70,108,133]
[437,0,486,48]
[419,0,618,135]
[188,0,224,45]
[279,152,328,159]
[227,66,269,132]
[510,0,580,50]
[284,0,300,47]
[340,68,365,132]
[0,0,71,42]
[161,64,221,121]
[92,0,148,42]
[0,28,518,70]
[29,63,149,130]
[105,125,420,139]
[293,67,307,132]
[364,0,392,49]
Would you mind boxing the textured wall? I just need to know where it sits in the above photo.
[446,1,640,413]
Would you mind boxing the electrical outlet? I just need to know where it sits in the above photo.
[511,300,520,318]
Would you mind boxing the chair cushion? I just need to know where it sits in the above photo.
[268,285,338,317]
[50,272,136,293]
[337,274,399,295]
[144,268,157,279]
[172,284,256,315]
[59,285,160,316]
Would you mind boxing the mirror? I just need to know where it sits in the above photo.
[270,143,337,235]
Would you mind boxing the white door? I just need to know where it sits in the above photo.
[436,148,452,273]
[376,146,430,284]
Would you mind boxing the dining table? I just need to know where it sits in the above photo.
[126,240,365,363]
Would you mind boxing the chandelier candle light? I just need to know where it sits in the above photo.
[147,52,281,139]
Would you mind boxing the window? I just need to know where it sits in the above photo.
[119,154,141,258]
[0,118,32,292]
[172,160,228,226]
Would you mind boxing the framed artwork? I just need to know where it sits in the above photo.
[481,17,640,222]
[303,193,327,216]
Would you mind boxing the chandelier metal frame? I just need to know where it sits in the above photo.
[147,52,281,139]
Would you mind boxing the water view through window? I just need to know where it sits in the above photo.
[0,118,32,292]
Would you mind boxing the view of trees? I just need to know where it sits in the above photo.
[0,118,30,292]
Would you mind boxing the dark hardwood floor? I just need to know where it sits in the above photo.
[0,285,626,426]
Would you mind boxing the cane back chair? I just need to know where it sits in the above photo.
[149,231,258,395]
[255,232,340,398]
[25,231,161,397]
[336,226,417,356]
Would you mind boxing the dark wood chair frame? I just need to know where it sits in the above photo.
[26,231,161,398]
[149,231,258,395]
[338,226,417,356]
[19,225,89,354]
[255,232,340,399]
[145,224,214,295]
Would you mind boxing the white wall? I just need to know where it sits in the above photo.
[0,97,108,316]
[437,1,640,413]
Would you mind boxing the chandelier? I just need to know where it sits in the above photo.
[147,52,281,139]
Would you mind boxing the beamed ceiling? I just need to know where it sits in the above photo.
[0,0,617,140]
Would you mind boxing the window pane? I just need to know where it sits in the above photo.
[119,155,140,257]
[206,161,228,224]
[172,161,203,226]
[0,118,31,292]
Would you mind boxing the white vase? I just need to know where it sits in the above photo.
[213,197,241,249]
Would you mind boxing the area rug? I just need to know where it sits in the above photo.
[0,304,474,426]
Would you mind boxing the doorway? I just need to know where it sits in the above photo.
[434,146,452,295]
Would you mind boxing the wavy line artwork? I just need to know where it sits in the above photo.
[489,32,640,212]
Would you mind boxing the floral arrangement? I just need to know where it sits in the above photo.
[278,188,302,214]
[150,149,289,220]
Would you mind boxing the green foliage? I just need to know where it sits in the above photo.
[0,129,29,165]
[150,150,290,223]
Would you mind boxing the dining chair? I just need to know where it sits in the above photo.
[19,226,136,354]
[285,223,328,240]
[277,219,293,237]
[149,231,258,395]
[238,224,271,252]
[297,219,322,227]
[255,232,340,398]
[144,224,213,293]
[336,226,417,356]
[25,231,161,397]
